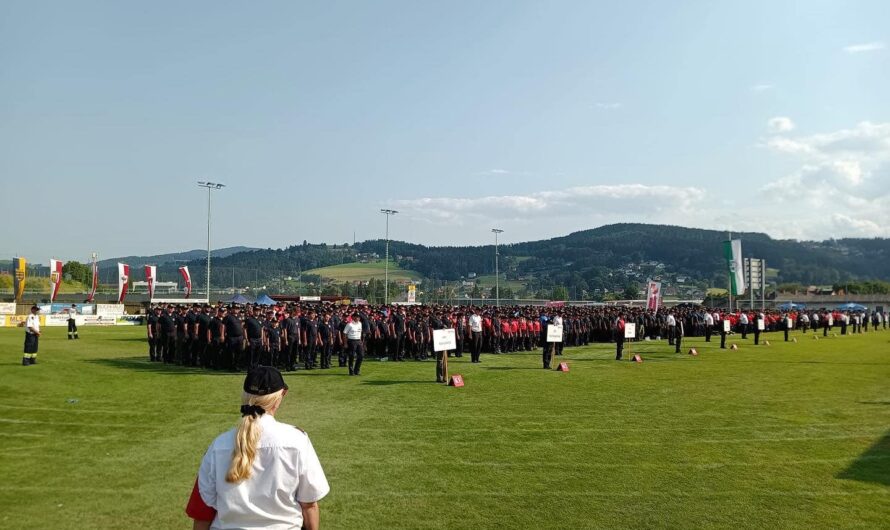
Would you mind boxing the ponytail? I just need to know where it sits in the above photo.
[225,390,283,483]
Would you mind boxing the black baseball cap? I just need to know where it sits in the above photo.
[243,366,288,396]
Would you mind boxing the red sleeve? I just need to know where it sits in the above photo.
[185,477,217,521]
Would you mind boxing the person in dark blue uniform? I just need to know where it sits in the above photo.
[244,308,265,370]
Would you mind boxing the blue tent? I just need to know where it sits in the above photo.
[255,294,277,306]
[836,302,867,311]
[227,294,253,304]
[777,302,806,311]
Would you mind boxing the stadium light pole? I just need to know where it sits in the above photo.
[492,228,504,307]
[380,209,398,304]
[198,181,225,301]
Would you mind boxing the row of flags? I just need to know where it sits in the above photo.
[11,256,191,303]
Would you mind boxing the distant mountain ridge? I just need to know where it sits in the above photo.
[98,247,257,269]
[94,224,890,292]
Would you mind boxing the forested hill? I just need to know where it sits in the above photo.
[122,224,890,289]
[355,224,890,286]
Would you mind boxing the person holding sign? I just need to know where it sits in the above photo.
[544,317,562,369]
[615,315,626,360]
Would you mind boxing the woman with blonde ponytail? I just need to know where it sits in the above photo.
[186,367,330,530]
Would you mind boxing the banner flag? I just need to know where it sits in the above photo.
[49,259,64,302]
[179,266,192,298]
[407,284,416,303]
[13,257,27,303]
[645,280,662,312]
[144,265,157,299]
[723,239,746,296]
[117,263,130,303]
[87,254,99,303]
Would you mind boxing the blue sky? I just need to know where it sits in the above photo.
[2,0,888,263]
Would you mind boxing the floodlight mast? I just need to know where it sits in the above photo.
[198,181,226,301]
[380,209,399,304]
[492,228,504,307]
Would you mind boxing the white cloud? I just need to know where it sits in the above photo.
[843,42,885,53]
[593,102,622,110]
[761,120,890,238]
[392,184,708,228]
[750,84,774,92]
[767,116,795,133]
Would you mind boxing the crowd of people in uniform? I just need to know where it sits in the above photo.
[144,301,888,374]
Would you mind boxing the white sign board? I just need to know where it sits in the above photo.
[787,318,793,329]
[433,328,457,352]
[546,324,563,343]
[723,320,731,333]
[0,303,16,315]
[96,304,125,318]
[757,319,765,331]
[624,322,636,339]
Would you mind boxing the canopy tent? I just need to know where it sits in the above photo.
[255,294,277,306]
[836,302,867,311]
[777,302,806,311]
[226,294,253,304]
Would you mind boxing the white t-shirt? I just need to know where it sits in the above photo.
[667,315,676,326]
[196,414,329,530]
[344,321,363,340]
[739,314,749,325]
[26,314,40,334]
[705,313,714,326]
[468,314,483,332]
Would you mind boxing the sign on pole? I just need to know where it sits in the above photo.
[624,322,636,339]
[546,324,563,343]
[433,328,457,352]
[757,319,765,331]
[723,320,731,333]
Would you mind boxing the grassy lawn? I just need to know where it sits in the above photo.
[1,326,888,529]
[306,260,422,282]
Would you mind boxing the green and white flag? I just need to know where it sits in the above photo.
[723,239,746,296]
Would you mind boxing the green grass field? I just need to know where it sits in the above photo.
[1,326,888,529]
[306,260,422,282]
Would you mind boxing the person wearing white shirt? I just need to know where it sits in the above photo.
[704,312,714,342]
[342,313,365,375]
[23,305,41,365]
[739,312,749,339]
[468,309,483,363]
[67,303,79,340]
[666,313,677,345]
[187,367,329,530]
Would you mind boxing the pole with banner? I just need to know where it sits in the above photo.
[179,266,192,299]
[87,252,99,303]
[117,263,130,303]
[13,257,27,303]
[646,280,661,313]
[723,236,745,311]
[144,265,157,300]
[49,259,63,302]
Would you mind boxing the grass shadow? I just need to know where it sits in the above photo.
[837,430,890,486]
[483,366,546,371]
[361,380,437,386]
[85,357,238,376]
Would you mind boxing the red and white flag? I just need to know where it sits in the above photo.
[49,259,64,302]
[179,266,192,298]
[87,255,99,302]
[646,280,662,312]
[118,263,130,303]
[144,265,157,299]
